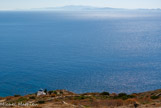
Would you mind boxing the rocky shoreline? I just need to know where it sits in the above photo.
[1,89,161,108]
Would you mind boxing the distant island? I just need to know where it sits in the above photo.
[1,88,161,108]
[32,5,161,11]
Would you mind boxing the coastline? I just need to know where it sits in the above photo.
[1,89,161,108]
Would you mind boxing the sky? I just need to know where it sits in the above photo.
[0,0,161,10]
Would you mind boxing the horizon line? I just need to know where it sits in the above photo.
[0,5,161,11]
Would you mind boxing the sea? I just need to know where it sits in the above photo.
[0,10,161,96]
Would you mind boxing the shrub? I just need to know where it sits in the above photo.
[74,95,89,100]
[114,93,135,100]
[100,92,110,96]
[48,90,57,95]
[48,91,53,95]
[53,91,57,94]
[78,96,85,99]
[37,100,45,104]
[128,95,136,98]
[113,96,119,99]
[151,95,159,99]
[101,95,109,99]
[118,93,127,97]
[29,96,36,99]
[17,97,27,102]
[44,89,47,93]
[60,91,63,94]
[14,95,21,97]
[121,96,129,100]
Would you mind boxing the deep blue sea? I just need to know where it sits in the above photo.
[0,11,161,96]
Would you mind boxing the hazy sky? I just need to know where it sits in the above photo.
[0,0,161,10]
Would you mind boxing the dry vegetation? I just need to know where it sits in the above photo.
[1,89,161,108]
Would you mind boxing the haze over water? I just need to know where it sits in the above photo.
[0,11,161,96]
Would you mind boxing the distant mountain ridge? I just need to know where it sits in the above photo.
[35,5,120,11]
[33,5,161,11]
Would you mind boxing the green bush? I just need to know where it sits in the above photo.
[48,91,53,95]
[101,95,109,99]
[48,90,57,95]
[44,89,47,94]
[14,95,21,97]
[74,95,89,100]
[60,91,63,94]
[37,100,45,104]
[128,95,135,98]
[17,97,27,102]
[121,96,129,100]
[29,96,36,99]
[100,92,110,96]
[118,93,127,97]
[151,95,159,99]
[53,91,57,94]
[113,93,135,100]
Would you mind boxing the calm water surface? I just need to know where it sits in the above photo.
[0,11,161,96]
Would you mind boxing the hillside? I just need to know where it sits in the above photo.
[1,89,161,108]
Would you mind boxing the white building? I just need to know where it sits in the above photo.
[37,89,46,96]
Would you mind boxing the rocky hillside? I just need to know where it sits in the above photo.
[1,89,161,108]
